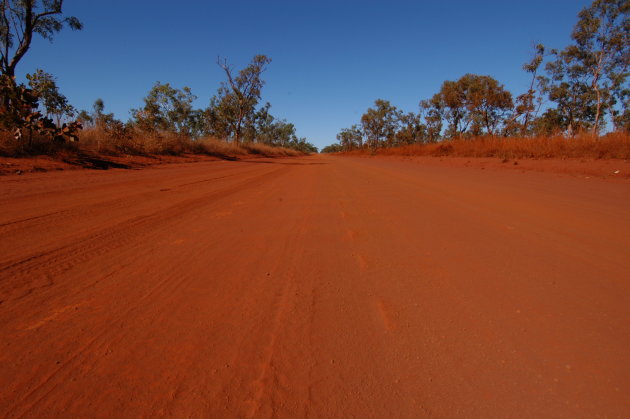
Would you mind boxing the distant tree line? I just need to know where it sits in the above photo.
[0,1,316,153]
[326,0,629,152]
[79,55,317,153]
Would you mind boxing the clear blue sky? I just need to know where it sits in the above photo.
[16,0,592,149]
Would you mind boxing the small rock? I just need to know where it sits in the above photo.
[15,170,22,175]
[613,170,620,174]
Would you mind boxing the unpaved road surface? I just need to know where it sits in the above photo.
[1,155,629,417]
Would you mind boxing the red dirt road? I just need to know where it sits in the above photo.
[1,155,629,417]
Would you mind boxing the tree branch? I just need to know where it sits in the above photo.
[217,56,243,101]
[1,0,10,67]
[33,0,64,27]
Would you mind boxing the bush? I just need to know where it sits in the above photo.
[346,133,630,160]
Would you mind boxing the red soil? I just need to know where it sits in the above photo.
[0,153,224,176]
[1,155,629,416]
[359,155,630,182]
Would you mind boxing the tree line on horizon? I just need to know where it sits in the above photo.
[323,0,629,153]
[0,1,317,154]
[76,55,317,153]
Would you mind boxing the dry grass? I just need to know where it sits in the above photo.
[348,133,630,160]
[1,128,304,159]
[242,142,301,157]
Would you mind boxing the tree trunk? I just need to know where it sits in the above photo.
[593,86,602,136]
[234,128,240,146]
[592,54,604,137]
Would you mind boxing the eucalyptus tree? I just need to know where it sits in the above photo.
[419,97,443,142]
[545,0,629,135]
[321,143,343,153]
[0,0,82,77]
[573,0,629,133]
[360,99,400,149]
[434,79,469,138]
[395,112,426,145]
[428,74,513,138]
[508,44,546,135]
[336,124,363,150]
[608,67,630,131]
[214,55,271,145]
[133,82,197,136]
[545,50,597,135]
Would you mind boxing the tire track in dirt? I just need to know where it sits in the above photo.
[4,164,296,418]
[0,165,289,303]
[8,266,197,418]
[0,165,264,240]
[1,155,629,417]
[240,217,314,417]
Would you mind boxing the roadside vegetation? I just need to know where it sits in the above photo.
[0,1,316,162]
[323,0,629,158]
[336,132,630,160]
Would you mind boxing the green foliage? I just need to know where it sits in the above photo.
[201,55,316,152]
[212,55,272,145]
[0,74,80,142]
[321,143,343,153]
[26,69,74,124]
[428,74,513,138]
[0,2,82,148]
[0,0,82,77]
[133,82,197,136]
[80,98,132,140]
[507,44,546,136]
[395,112,427,146]
[336,101,431,151]
[360,99,400,149]
[338,75,513,152]
[335,0,627,143]
[531,108,568,136]
[336,125,363,151]
[543,0,629,134]
[420,97,443,142]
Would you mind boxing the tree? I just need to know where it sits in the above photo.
[433,79,469,138]
[133,82,197,136]
[0,0,82,77]
[214,55,271,145]
[321,143,343,153]
[336,125,362,151]
[458,74,513,136]
[531,108,568,136]
[26,68,73,125]
[80,98,130,137]
[0,73,80,142]
[204,95,230,139]
[544,0,629,135]
[395,112,426,145]
[288,136,318,153]
[608,67,630,131]
[545,50,597,135]
[507,44,546,135]
[360,99,400,149]
[420,97,443,142]
[248,101,274,143]
[428,74,513,138]
[572,0,629,134]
